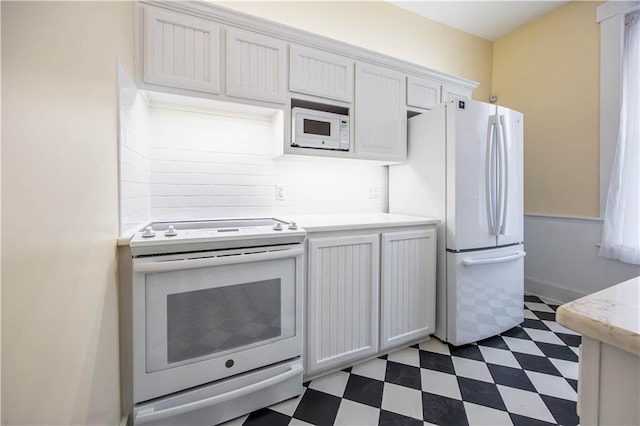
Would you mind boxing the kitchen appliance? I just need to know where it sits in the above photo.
[291,107,349,151]
[389,100,525,346]
[121,218,306,426]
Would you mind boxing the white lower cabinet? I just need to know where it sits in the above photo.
[306,234,380,375]
[381,229,436,350]
[305,226,436,377]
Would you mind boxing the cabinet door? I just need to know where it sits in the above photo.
[144,7,221,94]
[407,76,441,109]
[307,234,379,375]
[441,84,472,103]
[226,28,287,104]
[381,228,436,351]
[290,45,353,103]
[355,63,407,161]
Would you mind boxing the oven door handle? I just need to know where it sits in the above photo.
[133,247,304,273]
[134,363,304,424]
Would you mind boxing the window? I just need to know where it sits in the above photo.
[599,9,640,265]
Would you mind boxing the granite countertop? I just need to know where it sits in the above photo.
[557,276,640,356]
[290,212,439,232]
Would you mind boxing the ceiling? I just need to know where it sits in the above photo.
[388,1,570,41]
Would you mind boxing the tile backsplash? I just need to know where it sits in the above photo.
[118,84,388,235]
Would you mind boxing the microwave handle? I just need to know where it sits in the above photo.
[134,363,304,424]
[133,247,304,273]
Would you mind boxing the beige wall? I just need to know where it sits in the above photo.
[218,1,494,102]
[492,1,601,217]
[1,2,133,424]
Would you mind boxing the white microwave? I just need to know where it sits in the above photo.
[291,107,350,151]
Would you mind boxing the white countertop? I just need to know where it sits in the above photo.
[557,276,640,356]
[290,212,439,232]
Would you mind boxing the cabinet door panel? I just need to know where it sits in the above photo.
[407,76,441,109]
[226,29,287,104]
[307,234,379,375]
[144,7,221,94]
[355,63,406,161]
[381,229,436,350]
[441,84,471,103]
[290,45,353,102]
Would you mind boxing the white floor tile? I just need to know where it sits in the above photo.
[419,338,450,355]
[478,346,521,369]
[497,385,556,423]
[526,371,577,401]
[387,346,420,367]
[334,399,380,426]
[543,320,581,335]
[268,389,305,416]
[219,414,248,426]
[502,336,545,356]
[289,419,315,426]
[351,357,387,381]
[463,402,514,425]
[570,346,580,356]
[524,302,555,313]
[307,370,350,397]
[451,356,494,383]
[381,382,424,419]
[524,309,539,320]
[524,328,566,345]
[550,358,579,380]
[420,368,462,400]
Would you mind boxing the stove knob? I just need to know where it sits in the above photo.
[165,225,178,237]
[273,222,283,231]
[141,226,156,238]
[288,221,298,230]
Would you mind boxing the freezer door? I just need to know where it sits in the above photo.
[496,106,524,246]
[447,100,498,251]
[446,245,525,346]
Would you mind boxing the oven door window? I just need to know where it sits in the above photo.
[145,257,296,373]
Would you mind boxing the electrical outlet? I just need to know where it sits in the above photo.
[368,187,379,199]
[275,185,286,201]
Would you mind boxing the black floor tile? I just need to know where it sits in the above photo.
[524,295,543,302]
[522,318,551,330]
[488,364,536,392]
[385,361,421,390]
[476,334,510,350]
[457,376,506,411]
[343,374,384,408]
[556,332,582,347]
[510,413,557,425]
[419,350,456,374]
[513,353,562,376]
[532,311,557,321]
[292,388,341,426]
[341,366,352,373]
[378,410,422,426]
[449,343,484,361]
[536,342,579,362]
[547,304,559,312]
[541,394,580,426]
[567,378,578,392]
[422,392,469,426]
[243,408,291,426]
[502,326,532,340]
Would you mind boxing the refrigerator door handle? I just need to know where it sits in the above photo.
[486,116,497,235]
[495,114,506,235]
[462,251,526,266]
[498,114,509,235]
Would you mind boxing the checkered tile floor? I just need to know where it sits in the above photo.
[222,295,581,426]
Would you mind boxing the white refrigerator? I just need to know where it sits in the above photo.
[389,99,525,346]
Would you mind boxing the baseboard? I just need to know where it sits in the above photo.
[524,277,588,304]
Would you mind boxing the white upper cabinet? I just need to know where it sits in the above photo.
[226,28,288,104]
[143,7,221,94]
[289,45,354,103]
[407,75,441,110]
[441,84,472,103]
[355,62,407,161]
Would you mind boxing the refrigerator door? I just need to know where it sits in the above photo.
[496,106,524,246]
[447,100,498,251]
[446,244,525,346]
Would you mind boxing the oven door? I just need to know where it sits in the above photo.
[131,245,303,403]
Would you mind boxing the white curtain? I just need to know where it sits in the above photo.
[600,11,640,265]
